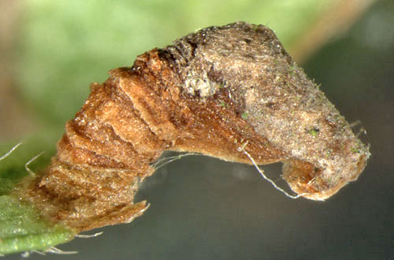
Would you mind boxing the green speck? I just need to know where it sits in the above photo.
[241,112,248,120]
[351,147,360,153]
[288,65,296,75]
[220,101,230,108]
[309,128,319,137]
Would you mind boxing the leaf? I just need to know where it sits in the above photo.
[0,142,74,255]
[0,196,75,255]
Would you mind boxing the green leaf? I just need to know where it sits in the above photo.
[0,142,74,255]
[0,196,75,255]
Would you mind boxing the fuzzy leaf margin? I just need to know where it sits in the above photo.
[0,196,75,255]
[0,142,75,255]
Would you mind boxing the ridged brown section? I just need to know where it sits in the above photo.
[17,50,286,232]
[15,22,369,232]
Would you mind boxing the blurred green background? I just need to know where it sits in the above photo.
[1,0,394,259]
[1,0,356,142]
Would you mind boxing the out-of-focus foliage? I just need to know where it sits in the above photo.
[17,0,340,129]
